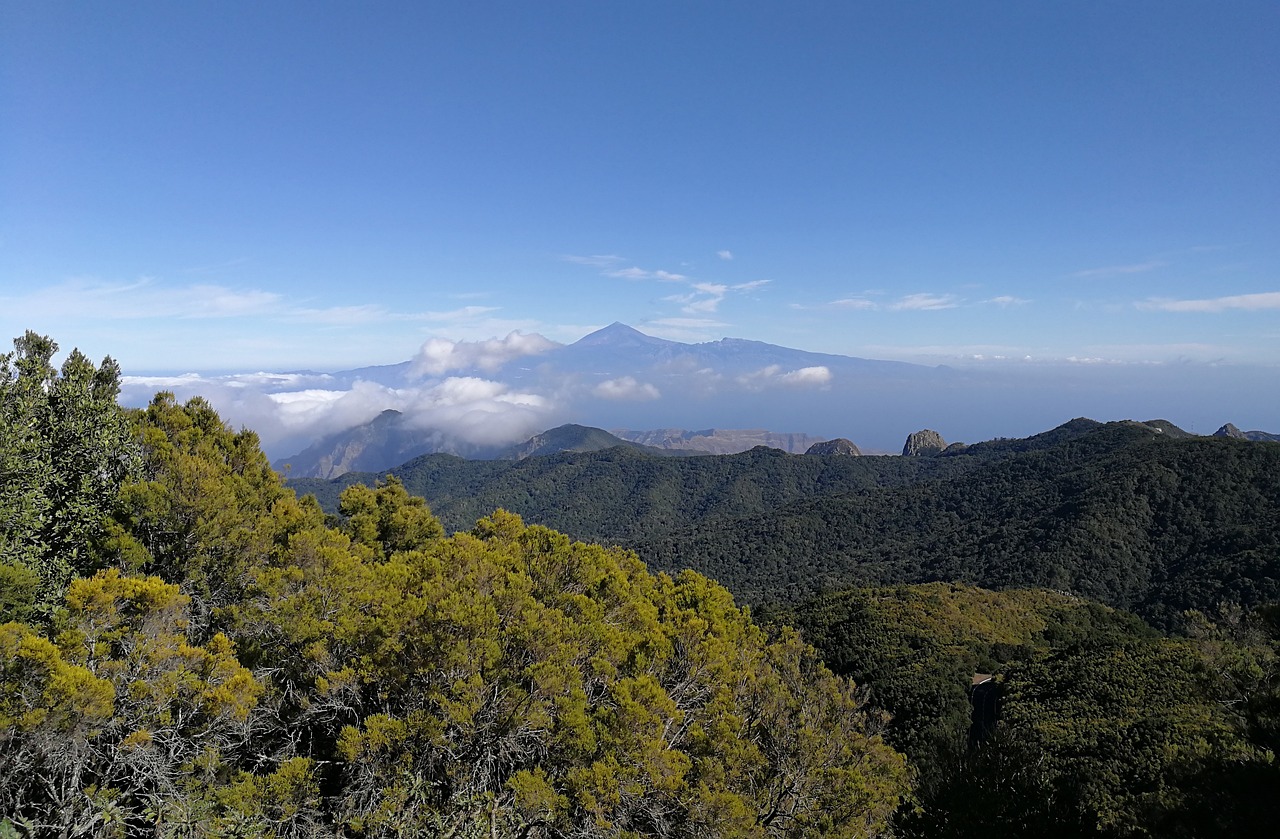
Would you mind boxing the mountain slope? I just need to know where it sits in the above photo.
[273,409,499,479]
[498,423,686,459]
[289,416,1280,625]
[636,423,1280,625]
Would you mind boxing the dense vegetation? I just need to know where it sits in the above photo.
[296,418,1280,628]
[289,445,974,545]
[5,332,1280,837]
[640,421,1280,626]
[1,334,908,837]
[777,584,1280,836]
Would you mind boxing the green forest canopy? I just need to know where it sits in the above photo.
[3,332,1280,838]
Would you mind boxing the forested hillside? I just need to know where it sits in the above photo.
[289,443,972,542]
[639,421,1280,626]
[1,334,908,837]
[776,583,1280,837]
[294,419,1280,627]
[5,332,1280,837]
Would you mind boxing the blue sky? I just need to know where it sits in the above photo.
[2,2,1278,446]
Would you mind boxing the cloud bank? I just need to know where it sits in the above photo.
[410,331,560,377]
[1139,291,1280,313]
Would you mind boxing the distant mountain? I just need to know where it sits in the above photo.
[317,322,947,392]
[274,410,503,478]
[499,424,686,460]
[278,419,692,478]
[1214,422,1280,442]
[611,427,828,455]
[267,322,945,469]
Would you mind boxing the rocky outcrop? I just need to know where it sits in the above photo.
[1213,423,1280,442]
[805,438,862,456]
[1214,423,1247,439]
[902,429,946,457]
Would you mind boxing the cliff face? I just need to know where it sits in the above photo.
[903,429,946,457]
[805,438,862,456]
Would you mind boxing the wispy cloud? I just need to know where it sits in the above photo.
[1138,291,1280,313]
[647,317,727,329]
[830,297,877,310]
[889,293,961,311]
[640,317,728,343]
[565,251,767,318]
[797,292,958,313]
[1072,261,1166,279]
[984,295,1029,307]
[562,254,624,268]
[0,277,286,320]
[605,266,689,282]
[665,280,770,314]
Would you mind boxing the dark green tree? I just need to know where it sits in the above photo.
[0,332,137,618]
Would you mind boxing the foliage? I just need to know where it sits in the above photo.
[636,421,1280,625]
[0,332,138,617]
[935,637,1272,838]
[104,391,321,637]
[0,570,261,836]
[784,582,1280,838]
[292,420,1280,629]
[290,441,968,543]
[779,584,1152,800]
[234,505,910,836]
[7,332,1280,837]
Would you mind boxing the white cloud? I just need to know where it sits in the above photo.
[562,254,624,267]
[409,331,560,377]
[401,377,553,446]
[653,270,688,282]
[831,297,877,310]
[641,318,728,343]
[717,250,734,260]
[606,267,653,280]
[890,293,961,311]
[985,295,1029,307]
[778,366,833,386]
[605,266,689,282]
[1073,261,1166,279]
[592,376,661,401]
[0,277,286,321]
[1138,291,1280,313]
[648,317,727,329]
[737,364,832,389]
[121,366,558,459]
[665,280,769,315]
